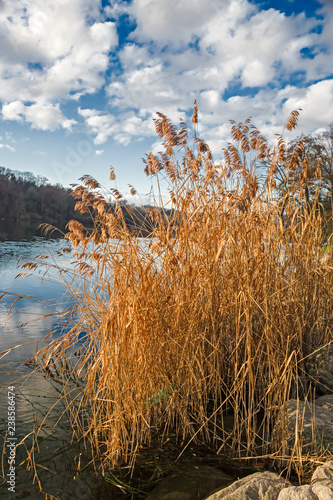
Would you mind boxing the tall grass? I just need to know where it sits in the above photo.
[27,107,333,472]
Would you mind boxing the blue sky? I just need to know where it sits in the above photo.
[0,0,332,204]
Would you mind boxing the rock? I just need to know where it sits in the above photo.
[284,399,333,452]
[312,460,333,486]
[307,345,333,395]
[277,460,333,499]
[203,462,333,500]
[277,485,317,499]
[315,395,333,410]
[312,483,333,499]
[204,471,290,500]
[146,464,233,500]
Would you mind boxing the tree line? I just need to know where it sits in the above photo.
[0,167,84,228]
[0,167,170,236]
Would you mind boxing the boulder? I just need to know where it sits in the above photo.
[284,399,333,453]
[312,484,333,499]
[307,344,333,395]
[277,485,317,499]
[315,395,333,410]
[312,460,333,482]
[204,462,333,500]
[204,471,290,500]
[277,460,333,500]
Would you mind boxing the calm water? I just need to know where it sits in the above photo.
[0,234,81,497]
[0,236,73,365]
[0,219,65,242]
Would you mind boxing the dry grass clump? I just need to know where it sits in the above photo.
[29,106,333,472]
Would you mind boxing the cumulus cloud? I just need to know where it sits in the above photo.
[122,0,327,91]
[78,107,155,145]
[95,0,332,147]
[125,0,263,51]
[0,0,333,150]
[2,101,77,131]
[78,108,116,145]
[187,79,333,157]
[282,79,333,131]
[0,0,118,129]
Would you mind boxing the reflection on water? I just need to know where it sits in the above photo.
[0,237,82,497]
[0,219,65,242]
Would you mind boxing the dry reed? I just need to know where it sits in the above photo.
[18,107,333,474]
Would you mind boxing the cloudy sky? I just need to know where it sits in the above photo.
[0,0,332,202]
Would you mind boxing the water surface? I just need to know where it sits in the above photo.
[0,236,79,497]
[0,219,64,242]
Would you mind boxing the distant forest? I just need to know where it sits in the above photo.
[0,167,171,236]
[0,167,86,228]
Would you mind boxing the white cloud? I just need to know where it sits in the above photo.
[282,79,333,131]
[242,60,273,87]
[0,0,333,153]
[0,130,16,152]
[108,61,183,111]
[0,0,118,129]
[150,140,164,155]
[122,0,327,94]
[104,1,129,20]
[78,108,116,145]
[186,79,333,157]
[128,0,253,46]
[39,22,117,101]
[100,0,332,151]
[78,107,155,145]
[2,101,77,131]
[318,0,333,46]
[0,143,15,152]
[95,149,104,156]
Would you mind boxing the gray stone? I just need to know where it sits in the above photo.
[308,345,333,395]
[285,399,333,452]
[276,460,333,500]
[312,460,333,486]
[204,471,290,500]
[312,483,333,499]
[203,461,333,500]
[146,464,233,500]
[277,482,333,499]
[277,485,317,499]
[315,395,333,410]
